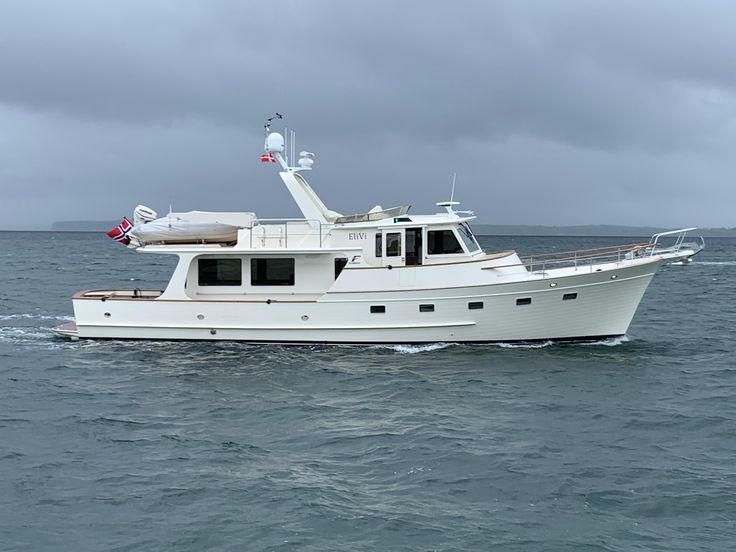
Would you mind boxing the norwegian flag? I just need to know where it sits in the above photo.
[260,152,276,163]
[106,217,133,245]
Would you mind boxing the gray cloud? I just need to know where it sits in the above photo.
[1,0,735,229]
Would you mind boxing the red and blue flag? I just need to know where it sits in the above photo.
[107,218,133,245]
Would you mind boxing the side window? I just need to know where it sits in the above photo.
[427,230,463,254]
[251,258,295,286]
[385,233,401,257]
[375,233,382,257]
[198,258,242,286]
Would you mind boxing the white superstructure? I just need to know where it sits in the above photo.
[54,124,695,344]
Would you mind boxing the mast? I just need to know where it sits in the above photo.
[262,118,336,225]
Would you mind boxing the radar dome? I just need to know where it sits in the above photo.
[265,132,284,153]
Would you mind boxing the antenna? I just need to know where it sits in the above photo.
[450,172,457,203]
[264,112,283,133]
[290,130,296,169]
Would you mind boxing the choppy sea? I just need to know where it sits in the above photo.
[1,231,735,551]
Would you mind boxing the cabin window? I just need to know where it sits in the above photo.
[563,293,578,301]
[386,233,401,257]
[427,230,463,254]
[516,297,532,306]
[335,257,348,280]
[458,224,481,252]
[419,304,434,312]
[370,305,386,313]
[198,259,242,286]
[375,233,382,257]
[468,301,484,310]
[251,258,295,286]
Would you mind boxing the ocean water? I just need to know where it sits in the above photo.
[1,231,735,551]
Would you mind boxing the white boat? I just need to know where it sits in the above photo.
[53,125,697,344]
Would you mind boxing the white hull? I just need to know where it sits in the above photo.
[64,259,660,344]
[59,128,692,346]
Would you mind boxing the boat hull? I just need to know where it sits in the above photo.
[60,258,661,344]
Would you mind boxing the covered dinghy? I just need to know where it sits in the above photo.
[132,210,256,244]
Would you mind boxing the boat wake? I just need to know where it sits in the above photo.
[369,335,630,353]
[0,313,74,322]
[373,343,453,354]
[691,261,736,266]
[494,335,629,349]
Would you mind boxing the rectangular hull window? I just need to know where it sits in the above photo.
[251,258,295,286]
[419,304,434,312]
[198,259,242,286]
[516,297,532,306]
[468,301,484,310]
[563,293,578,301]
[370,305,386,313]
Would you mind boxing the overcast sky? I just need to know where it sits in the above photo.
[1,0,735,230]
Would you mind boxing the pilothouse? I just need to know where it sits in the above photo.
[54,120,699,344]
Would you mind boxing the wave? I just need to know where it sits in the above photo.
[692,261,736,266]
[0,313,74,322]
[371,343,453,354]
[494,340,555,349]
[0,326,53,340]
[493,335,629,349]
[580,335,630,347]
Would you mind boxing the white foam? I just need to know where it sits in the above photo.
[586,335,630,347]
[0,313,74,321]
[693,261,736,266]
[495,340,555,349]
[494,335,629,349]
[375,343,452,354]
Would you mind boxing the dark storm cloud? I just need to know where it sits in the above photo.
[1,0,735,229]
